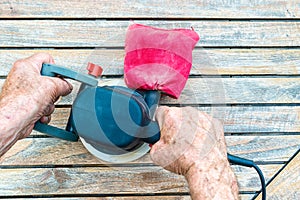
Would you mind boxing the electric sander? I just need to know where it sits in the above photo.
[34,23,200,163]
[34,63,161,163]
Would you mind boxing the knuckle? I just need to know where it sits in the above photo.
[34,52,50,59]
[13,59,25,69]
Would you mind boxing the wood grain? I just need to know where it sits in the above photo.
[2,77,300,104]
[0,135,299,166]
[0,195,252,200]
[0,0,299,19]
[0,164,282,195]
[0,49,300,76]
[0,20,299,47]
[163,77,300,104]
[255,151,300,200]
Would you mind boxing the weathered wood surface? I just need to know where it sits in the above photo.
[162,77,300,104]
[0,0,299,19]
[1,49,300,76]
[1,77,300,104]
[255,150,300,200]
[0,195,253,200]
[0,195,256,200]
[0,1,299,199]
[1,135,299,165]
[1,20,300,47]
[0,164,282,195]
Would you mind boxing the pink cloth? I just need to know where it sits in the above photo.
[124,23,199,99]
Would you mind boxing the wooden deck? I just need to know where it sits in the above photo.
[0,1,299,199]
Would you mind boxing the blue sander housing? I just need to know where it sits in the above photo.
[34,63,161,163]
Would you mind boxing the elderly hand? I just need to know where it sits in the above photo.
[150,106,238,200]
[0,53,72,156]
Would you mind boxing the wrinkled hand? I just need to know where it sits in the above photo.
[150,106,238,199]
[0,53,72,139]
[150,106,225,175]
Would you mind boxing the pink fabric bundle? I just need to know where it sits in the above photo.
[124,23,200,99]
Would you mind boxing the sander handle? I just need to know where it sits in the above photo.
[41,63,98,86]
[33,63,97,141]
[141,90,161,144]
[34,121,78,141]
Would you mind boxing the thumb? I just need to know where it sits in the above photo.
[155,106,170,128]
[27,53,55,71]
[150,140,164,164]
[150,139,178,168]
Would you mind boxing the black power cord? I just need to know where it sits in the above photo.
[227,153,266,200]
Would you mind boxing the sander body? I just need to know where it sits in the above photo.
[34,63,160,163]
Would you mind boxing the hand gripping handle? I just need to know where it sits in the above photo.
[33,63,97,141]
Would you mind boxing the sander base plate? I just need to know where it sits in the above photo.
[80,137,150,163]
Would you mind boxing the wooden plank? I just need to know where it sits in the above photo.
[0,164,282,195]
[255,150,300,200]
[2,77,300,104]
[0,135,299,166]
[0,195,252,200]
[164,77,300,104]
[50,77,300,104]
[0,49,126,76]
[0,20,299,47]
[0,195,255,199]
[0,166,188,195]
[24,197,191,200]
[226,136,300,162]
[198,106,300,133]
[41,106,300,133]
[0,0,299,19]
[0,49,300,76]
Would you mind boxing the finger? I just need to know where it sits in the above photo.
[43,104,55,116]
[155,106,170,128]
[150,140,166,164]
[49,77,73,97]
[54,96,62,104]
[27,53,55,70]
[19,124,35,139]
[40,115,51,124]
[150,139,182,168]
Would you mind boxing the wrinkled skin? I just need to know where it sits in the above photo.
[0,53,72,156]
[151,106,239,199]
